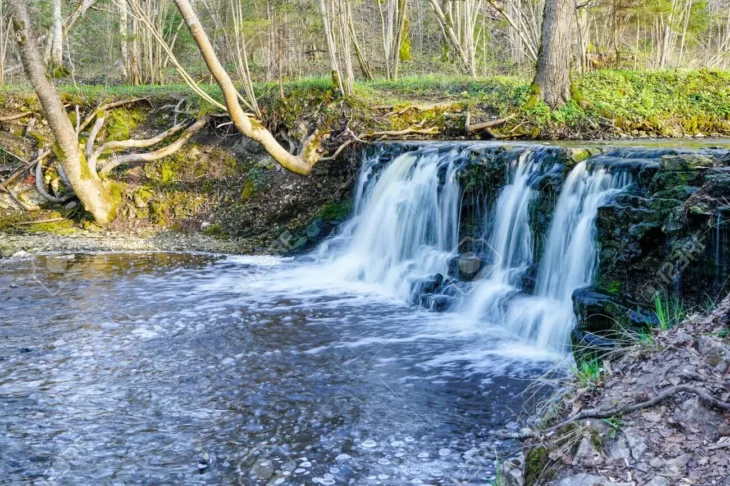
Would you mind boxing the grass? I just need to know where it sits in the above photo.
[653,291,686,330]
[570,357,603,388]
[2,69,729,137]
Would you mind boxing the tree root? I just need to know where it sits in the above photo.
[498,384,730,440]
[98,117,209,176]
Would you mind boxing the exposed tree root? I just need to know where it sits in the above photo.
[498,384,730,440]
[35,160,75,204]
[99,117,210,176]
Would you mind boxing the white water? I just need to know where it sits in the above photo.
[496,162,632,350]
[315,145,632,352]
[318,147,462,299]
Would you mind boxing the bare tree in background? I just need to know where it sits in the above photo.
[533,0,572,107]
[376,0,408,80]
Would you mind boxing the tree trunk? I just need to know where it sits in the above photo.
[9,0,118,224]
[50,0,63,67]
[172,0,322,175]
[533,0,572,108]
[119,0,130,81]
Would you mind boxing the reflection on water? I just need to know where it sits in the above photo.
[0,253,559,484]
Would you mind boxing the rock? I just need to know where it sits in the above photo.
[420,294,454,312]
[665,453,691,473]
[674,396,726,439]
[502,455,524,486]
[623,429,647,461]
[11,250,29,258]
[607,433,630,461]
[556,473,604,486]
[574,437,602,467]
[674,330,693,346]
[644,477,669,486]
[306,218,324,238]
[697,335,730,372]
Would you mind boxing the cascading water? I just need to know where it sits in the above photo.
[319,143,633,352]
[318,146,462,299]
[499,162,633,350]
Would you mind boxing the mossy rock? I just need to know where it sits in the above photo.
[523,445,552,486]
[133,188,155,208]
[660,154,716,171]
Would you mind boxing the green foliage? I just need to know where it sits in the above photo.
[570,357,603,388]
[317,200,352,221]
[653,291,685,330]
[602,416,624,439]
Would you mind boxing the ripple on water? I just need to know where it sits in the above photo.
[0,253,561,484]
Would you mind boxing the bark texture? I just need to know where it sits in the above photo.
[10,0,118,224]
[533,0,573,108]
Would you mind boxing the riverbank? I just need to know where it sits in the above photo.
[501,297,730,485]
[0,231,266,257]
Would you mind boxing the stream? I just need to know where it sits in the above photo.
[5,140,727,484]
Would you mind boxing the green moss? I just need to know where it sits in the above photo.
[240,179,255,202]
[105,108,145,141]
[317,200,352,221]
[524,446,551,486]
[203,223,226,237]
[606,280,622,295]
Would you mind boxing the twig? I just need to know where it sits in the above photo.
[499,384,730,440]
[0,111,34,122]
[11,217,65,226]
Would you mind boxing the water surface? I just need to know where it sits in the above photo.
[0,253,558,485]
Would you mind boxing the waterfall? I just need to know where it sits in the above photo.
[320,146,462,299]
[503,162,632,350]
[317,143,632,352]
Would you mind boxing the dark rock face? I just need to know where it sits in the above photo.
[594,149,730,309]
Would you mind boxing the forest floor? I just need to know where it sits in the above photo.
[2,69,730,141]
[502,297,730,486]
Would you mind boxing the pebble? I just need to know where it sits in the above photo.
[361,439,377,448]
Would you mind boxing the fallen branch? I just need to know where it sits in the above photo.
[0,111,34,122]
[11,217,65,226]
[0,149,51,190]
[465,111,516,135]
[362,126,440,139]
[0,186,39,211]
[384,102,461,117]
[499,384,730,440]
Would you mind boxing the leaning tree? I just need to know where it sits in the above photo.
[7,0,209,224]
